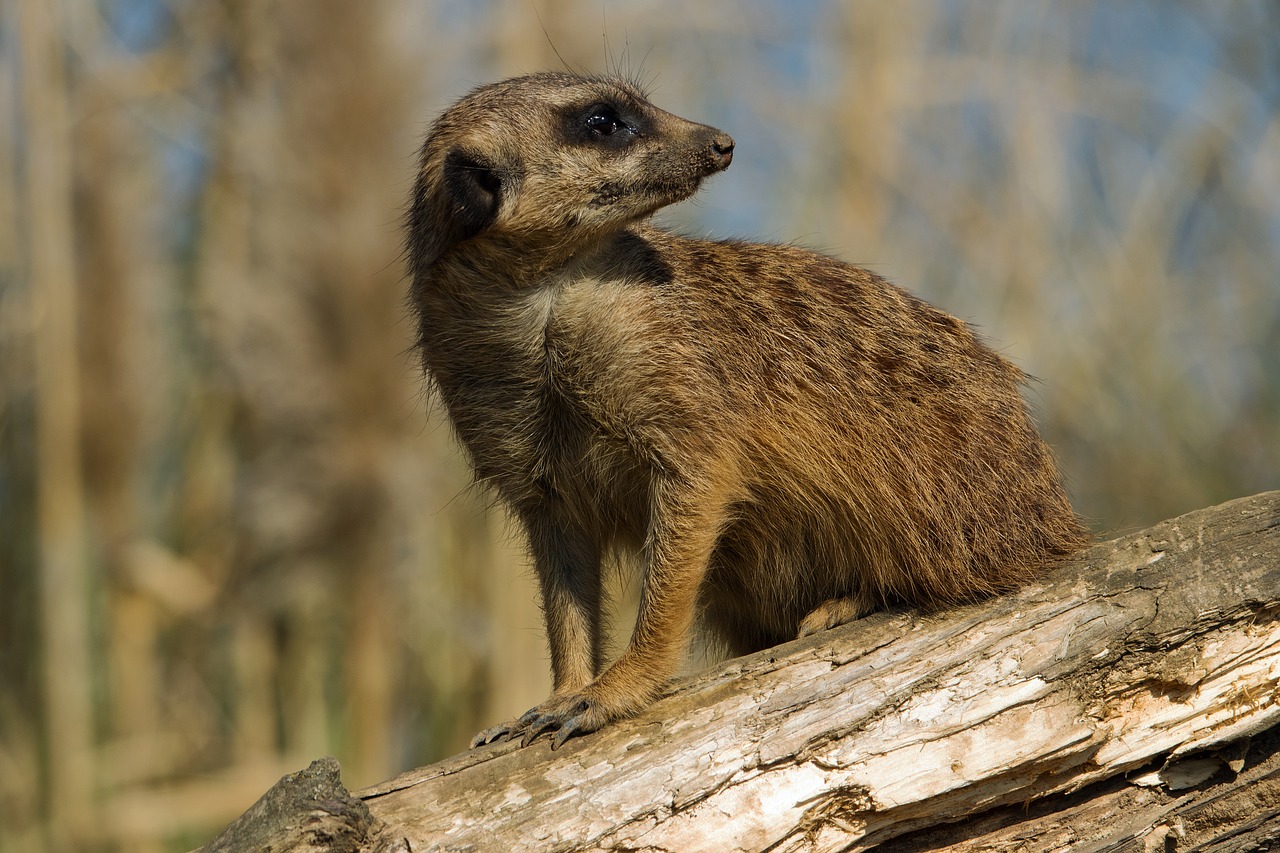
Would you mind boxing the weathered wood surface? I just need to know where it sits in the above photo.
[198,757,399,853]
[878,725,1280,852]
[197,492,1280,852]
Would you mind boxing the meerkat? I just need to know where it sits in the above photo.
[406,72,1088,749]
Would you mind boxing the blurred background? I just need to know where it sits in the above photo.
[3,0,1278,849]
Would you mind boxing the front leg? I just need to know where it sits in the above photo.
[471,513,602,748]
[511,474,732,748]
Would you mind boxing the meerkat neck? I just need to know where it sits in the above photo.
[431,226,654,297]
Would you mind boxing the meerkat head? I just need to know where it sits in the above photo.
[407,72,734,274]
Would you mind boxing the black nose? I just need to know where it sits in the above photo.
[711,133,735,168]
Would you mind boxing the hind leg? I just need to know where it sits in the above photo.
[797,593,876,638]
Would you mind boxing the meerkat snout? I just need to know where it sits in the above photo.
[710,133,735,166]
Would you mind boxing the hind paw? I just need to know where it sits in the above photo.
[798,597,869,638]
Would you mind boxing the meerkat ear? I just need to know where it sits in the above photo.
[443,149,502,240]
[408,148,503,271]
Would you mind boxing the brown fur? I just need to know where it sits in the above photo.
[405,72,1089,748]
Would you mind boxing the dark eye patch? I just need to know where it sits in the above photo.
[564,101,642,147]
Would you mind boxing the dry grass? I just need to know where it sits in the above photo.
[1,1,1276,848]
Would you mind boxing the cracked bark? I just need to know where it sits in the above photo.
[197,492,1280,852]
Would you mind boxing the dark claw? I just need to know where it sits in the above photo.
[551,716,584,750]
[471,706,543,749]
[469,722,515,749]
[520,713,557,747]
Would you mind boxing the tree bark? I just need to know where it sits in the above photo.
[199,492,1280,852]
[198,758,403,853]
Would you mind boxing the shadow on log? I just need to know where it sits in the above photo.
[198,492,1280,852]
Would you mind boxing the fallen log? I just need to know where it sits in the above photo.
[198,491,1280,851]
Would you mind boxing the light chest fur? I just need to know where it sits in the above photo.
[420,263,661,544]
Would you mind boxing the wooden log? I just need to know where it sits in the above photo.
[198,758,404,853]
[199,492,1280,851]
[877,728,1280,851]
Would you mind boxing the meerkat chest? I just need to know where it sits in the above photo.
[431,278,653,516]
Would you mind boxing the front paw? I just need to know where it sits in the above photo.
[470,692,606,750]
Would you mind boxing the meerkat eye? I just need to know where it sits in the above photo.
[585,106,628,137]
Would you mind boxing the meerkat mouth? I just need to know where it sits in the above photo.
[589,177,707,211]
